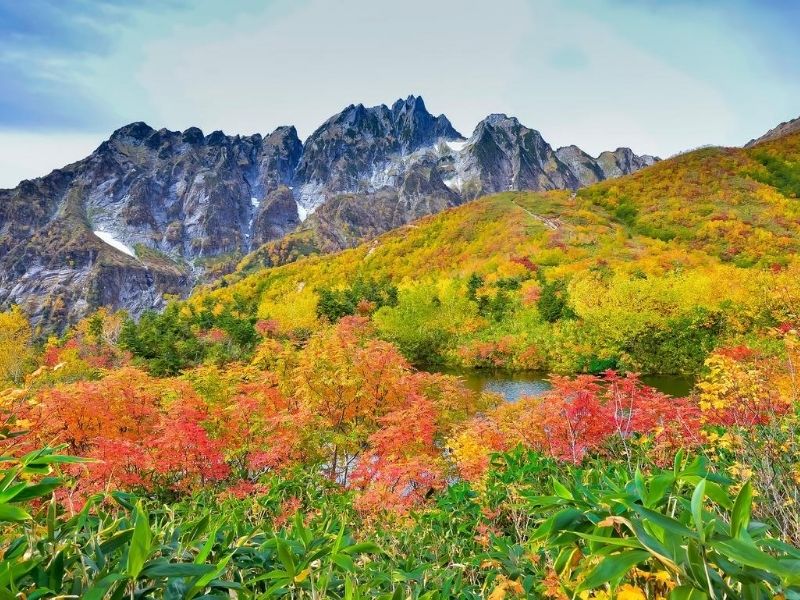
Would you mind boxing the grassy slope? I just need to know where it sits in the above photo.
[190,132,800,318]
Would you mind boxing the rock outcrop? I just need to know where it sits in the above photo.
[745,115,800,147]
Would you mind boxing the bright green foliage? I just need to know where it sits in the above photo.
[316,277,398,322]
[0,452,382,598]
[528,452,800,598]
[5,446,799,598]
[536,276,574,323]
[373,283,476,365]
[119,305,204,376]
[621,307,723,374]
[750,150,800,198]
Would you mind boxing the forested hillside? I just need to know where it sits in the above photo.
[124,131,800,377]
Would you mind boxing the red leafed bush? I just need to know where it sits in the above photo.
[8,368,228,496]
[526,375,614,463]
[450,371,705,478]
[350,394,445,514]
[152,399,230,491]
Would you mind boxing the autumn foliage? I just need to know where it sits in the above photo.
[449,370,704,480]
[5,300,798,516]
[0,317,485,512]
[5,368,228,502]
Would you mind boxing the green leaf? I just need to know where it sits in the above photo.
[630,505,697,539]
[344,575,356,600]
[673,449,685,477]
[342,542,382,555]
[669,585,708,599]
[184,513,210,545]
[47,550,65,591]
[530,508,584,541]
[194,518,225,564]
[333,553,355,572]
[81,573,126,600]
[99,529,133,555]
[24,454,90,466]
[276,538,296,579]
[711,538,787,576]
[293,511,311,547]
[127,502,152,579]
[629,519,675,563]
[577,550,651,592]
[141,560,216,578]
[634,468,646,500]
[551,478,574,500]
[0,558,41,588]
[779,560,800,585]
[691,479,706,540]
[702,481,732,510]
[0,483,26,504]
[46,496,56,542]
[186,550,237,599]
[686,539,709,587]
[730,481,752,539]
[574,532,644,549]
[12,478,62,502]
[644,473,675,508]
[0,503,31,522]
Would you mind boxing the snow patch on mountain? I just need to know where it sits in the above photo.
[296,201,308,222]
[94,230,136,258]
[445,140,468,153]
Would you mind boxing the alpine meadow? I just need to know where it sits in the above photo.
[1,2,800,598]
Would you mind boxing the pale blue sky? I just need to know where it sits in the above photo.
[0,0,798,187]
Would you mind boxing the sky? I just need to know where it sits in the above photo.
[0,0,798,188]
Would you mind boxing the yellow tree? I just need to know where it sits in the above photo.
[0,306,32,387]
[292,316,412,482]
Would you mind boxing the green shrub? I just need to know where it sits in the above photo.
[316,277,398,322]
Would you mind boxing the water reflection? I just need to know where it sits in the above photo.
[431,368,694,402]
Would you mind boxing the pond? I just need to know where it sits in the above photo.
[430,368,695,402]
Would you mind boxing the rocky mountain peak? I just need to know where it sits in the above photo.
[204,130,229,145]
[271,125,299,139]
[391,95,463,151]
[294,95,463,209]
[391,94,426,113]
[470,114,546,150]
[181,127,205,145]
[481,113,519,127]
[596,147,658,179]
[109,121,155,143]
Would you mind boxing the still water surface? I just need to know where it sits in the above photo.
[431,368,695,402]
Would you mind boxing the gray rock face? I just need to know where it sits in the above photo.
[0,95,657,330]
[251,186,301,247]
[435,114,658,198]
[595,147,659,179]
[555,145,606,187]
[445,114,576,196]
[294,95,463,211]
[0,123,303,328]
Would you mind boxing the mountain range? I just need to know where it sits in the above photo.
[0,94,661,329]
